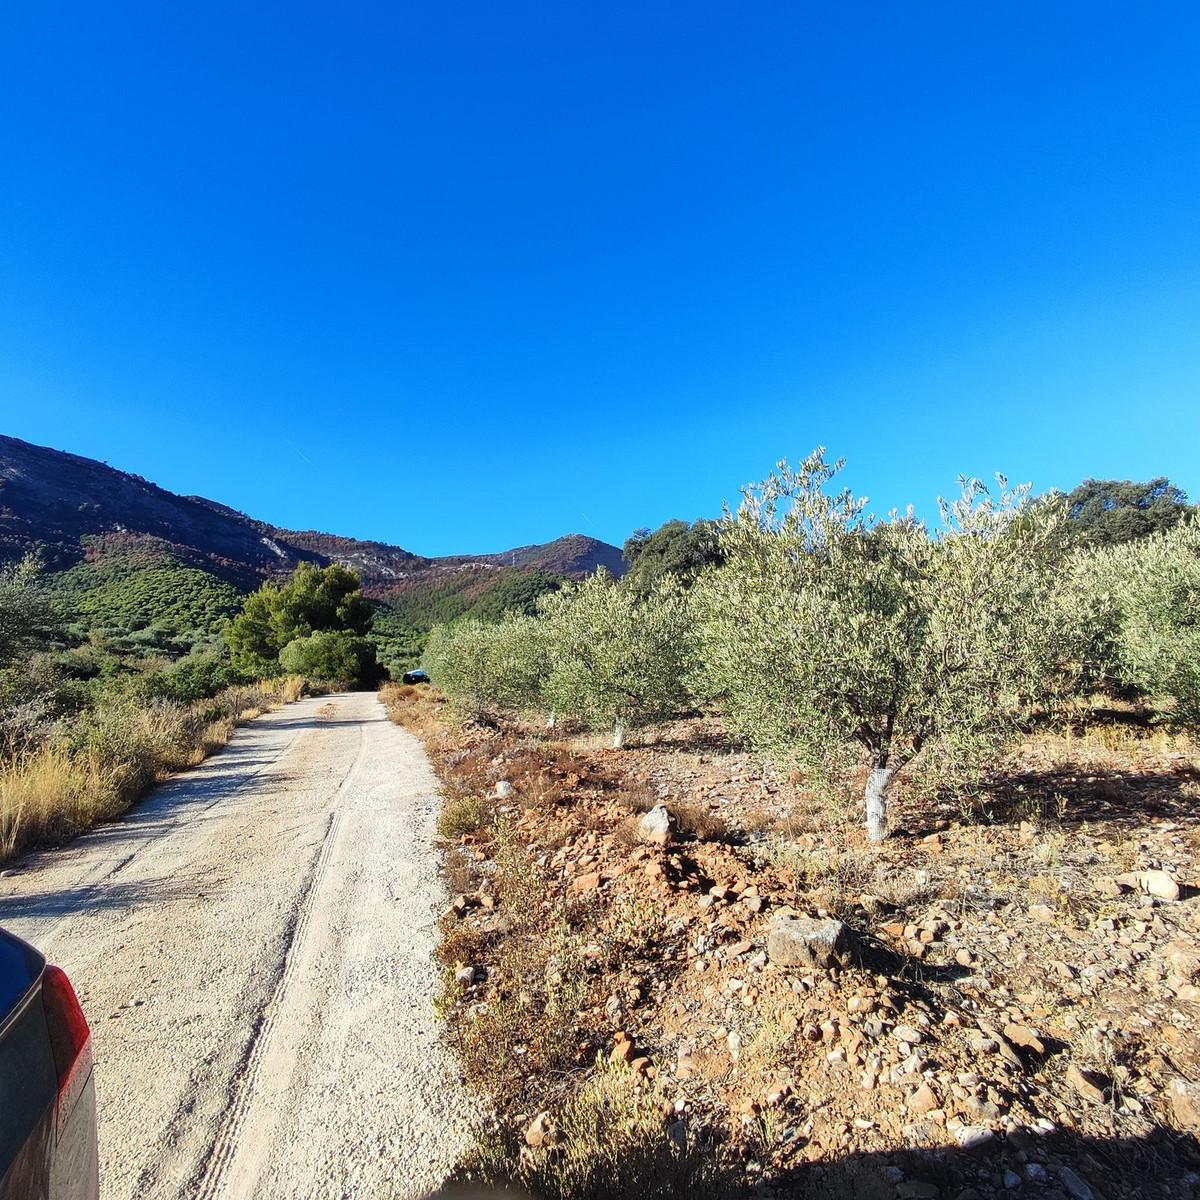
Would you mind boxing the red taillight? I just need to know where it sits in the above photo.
[41,964,93,1132]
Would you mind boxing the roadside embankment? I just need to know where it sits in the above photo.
[381,682,1200,1200]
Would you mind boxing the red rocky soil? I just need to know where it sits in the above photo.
[395,694,1200,1200]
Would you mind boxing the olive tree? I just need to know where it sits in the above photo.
[697,450,1066,840]
[0,556,58,667]
[424,614,547,719]
[539,572,694,748]
[0,557,64,754]
[1104,520,1200,722]
[1044,520,1200,721]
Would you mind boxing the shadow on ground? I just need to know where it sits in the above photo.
[978,764,1200,828]
[429,1127,1200,1199]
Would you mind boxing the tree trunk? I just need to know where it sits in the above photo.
[546,711,557,730]
[612,717,626,750]
[864,764,897,842]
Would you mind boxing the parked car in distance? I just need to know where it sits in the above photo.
[401,669,430,685]
[0,927,98,1200]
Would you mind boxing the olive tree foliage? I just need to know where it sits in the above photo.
[1073,520,1200,722]
[0,557,65,754]
[696,450,1067,840]
[539,571,694,748]
[1041,544,1128,699]
[0,556,59,667]
[423,614,547,719]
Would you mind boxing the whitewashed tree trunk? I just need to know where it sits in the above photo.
[546,711,557,730]
[612,717,626,750]
[865,764,896,842]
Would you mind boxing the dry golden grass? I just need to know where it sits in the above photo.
[487,1059,732,1200]
[277,675,308,704]
[379,681,447,736]
[0,749,120,859]
[1025,723,1192,770]
[771,840,880,914]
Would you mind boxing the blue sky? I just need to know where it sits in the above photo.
[1,3,1197,555]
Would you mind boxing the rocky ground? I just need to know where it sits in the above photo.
[384,687,1200,1200]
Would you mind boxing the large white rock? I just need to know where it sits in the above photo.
[637,804,672,846]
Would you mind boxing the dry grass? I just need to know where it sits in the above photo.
[1024,723,1189,770]
[772,841,879,914]
[379,681,446,736]
[624,790,733,843]
[483,1060,733,1200]
[670,800,732,843]
[277,675,308,704]
[437,792,493,839]
[437,822,596,1100]
[0,749,120,859]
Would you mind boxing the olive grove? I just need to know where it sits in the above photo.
[696,451,1068,840]
[419,450,1200,839]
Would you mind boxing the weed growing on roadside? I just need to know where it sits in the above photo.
[437,793,493,839]
[508,1060,734,1200]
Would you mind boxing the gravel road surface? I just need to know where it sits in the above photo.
[0,692,473,1200]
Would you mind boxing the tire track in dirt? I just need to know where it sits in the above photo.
[0,694,473,1200]
[193,724,366,1200]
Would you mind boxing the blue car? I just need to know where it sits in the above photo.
[0,927,98,1199]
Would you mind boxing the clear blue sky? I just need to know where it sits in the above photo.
[1,3,1198,555]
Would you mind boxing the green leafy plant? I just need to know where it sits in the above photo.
[1106,520,1200,721]
[278,630,381,685]
[423,614,547,719]
[1063,476,1192,546]
[696,449,1068,839]
[226,562,373,676]
[539,572,695,748]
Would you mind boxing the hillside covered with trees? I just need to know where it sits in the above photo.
[0,433,624,674]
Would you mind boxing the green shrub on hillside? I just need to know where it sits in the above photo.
[227,562,373,676]
[382,567,564,633]
[278,630,381,685]
[147,648,249,705]
[470,569,564,620]
[51,556,244,638]
[0,560,67,754]
[622,519,723,593]
[367,605,426,674]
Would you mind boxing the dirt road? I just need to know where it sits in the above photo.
[0,692,473,1200]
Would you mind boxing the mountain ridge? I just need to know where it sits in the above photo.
[0,433,626,592]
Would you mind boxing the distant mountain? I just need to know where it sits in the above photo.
[451,533,625,577]
[0,436,317,584]
[0,434,626,599]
